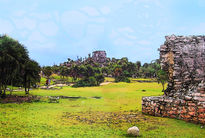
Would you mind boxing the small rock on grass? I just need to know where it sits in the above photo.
[127,126,140,137]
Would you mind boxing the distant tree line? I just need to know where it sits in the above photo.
[47,55,167,87]
[0,35,41,97]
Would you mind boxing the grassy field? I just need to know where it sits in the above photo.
[0,81,204,137]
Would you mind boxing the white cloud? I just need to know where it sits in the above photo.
[28,42,57,53]
[191,23,205,34]
[53,11,60,22]
[118,27,134,33]
[81,6,100,16]
[12,17,36,30]
[29,13,51,20]
[110,27,137,46]
[39,21,59,36]
[61,11,88,39]
[100,7,111,15]
[114,38,135,46]
[109,30,118,38]
[90,17,106,23]
[122,0,133,4]
[0,19,14,34]
[0,0,11,3]
[125,34,137,40]
[13,10,26,17]
[138,40,151,45]
[144,5,150,8]
[110,27,136,39]
[62,11,88,25]
[19,30,29,38]
[27,31,47,43]
[133,0,162,8]
[86,24,104,36]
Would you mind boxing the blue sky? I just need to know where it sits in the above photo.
[0,0,205,66]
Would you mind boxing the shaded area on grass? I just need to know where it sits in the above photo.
[0,95,102,104]
[0,95,41,103]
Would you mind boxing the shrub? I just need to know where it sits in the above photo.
[72,74,104,87]
[115,76,130,83]
[95,74,105,85]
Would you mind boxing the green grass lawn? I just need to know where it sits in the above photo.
[0,81,204,137]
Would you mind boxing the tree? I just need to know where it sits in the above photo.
[95,74,105,85]
[24,60,41,94]
[70,64,79,82]
[42,66,52,78]
[156,69,168,92]
[136,61,141,70]
[0,35,29,97]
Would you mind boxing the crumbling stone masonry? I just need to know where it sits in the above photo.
[142,35,205,124]
[92,51,107,63]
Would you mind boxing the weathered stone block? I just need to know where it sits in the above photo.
[142,35,205,124]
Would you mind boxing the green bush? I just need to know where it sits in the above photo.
[73,74,104,87]
[115,76,130,83]
[88,76,97,86]
[95,74,105,85]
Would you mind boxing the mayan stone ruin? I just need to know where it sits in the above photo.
[142,35,205,124]
[92,51,107,63]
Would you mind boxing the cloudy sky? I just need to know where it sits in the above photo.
[0,0,205,65]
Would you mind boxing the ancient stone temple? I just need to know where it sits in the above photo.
[92,51,107,63]
[142,35,205,124]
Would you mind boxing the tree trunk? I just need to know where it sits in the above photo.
[2,88,6,98]
[0,83,2,96]
[24,74,28,94]
[162,82,165,92]
[10,81,13,95]
[27,80,30,95]
[25,83,27,93]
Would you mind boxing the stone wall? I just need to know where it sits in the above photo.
[142,35,205,124]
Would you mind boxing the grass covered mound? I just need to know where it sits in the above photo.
[0,81,204,137]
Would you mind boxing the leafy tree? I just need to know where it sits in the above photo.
[24,60,41,94]
[72,65,105,87]
[136,61,141,70]
[157,69,168,92]
[42,66,52,78]
[0,35,29,97]
[59,66,68,79]
[95,74,105,85]
[113,67,130,83]
[52,65,60,74]
[70,64,79,82]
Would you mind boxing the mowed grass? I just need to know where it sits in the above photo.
[0,82,204,137]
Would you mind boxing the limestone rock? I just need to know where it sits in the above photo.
[127,126,139,136]
[142,35,205,125]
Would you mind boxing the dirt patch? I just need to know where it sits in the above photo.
[62,111,165,128]
[100,82,112,86]
[49,96,101,100]
[0,95,41,104]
